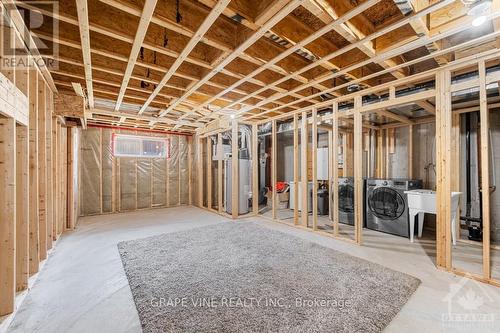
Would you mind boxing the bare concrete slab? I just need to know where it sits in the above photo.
[6,206,500,333]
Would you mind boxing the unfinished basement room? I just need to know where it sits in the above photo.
[2,0,500,332]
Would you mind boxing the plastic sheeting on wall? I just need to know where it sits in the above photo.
[152,158,166,206]
[137,158,152,209]
[79,127,192,216]
[179,135,189,205]
[81,128,101,215]
[102,130,113,213]
[168,135,180,206]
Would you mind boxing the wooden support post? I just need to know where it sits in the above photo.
[385,128,390,178]
[376,130,383,178]
[111,129,116,212]
[207,137,212,209]
[311,108,318,230]
[28,70,39,275]
[231,120,238,218]
[14,51,29,290]
[345,133,353,177]
[332,103,339,236]
[408,125,413,179]
[218,133,224,213]
[0,117,16,316]
[67,127,75,229]
[479,60,491,279]
[365,131,371,178]
[54,123,58,232]
[300,111,308,227]
[178,138,181,206]
[342,133,347,177]
[53,122,63,233]
[252,125,258,215]
[61,124,67,233]
[15,125,29,291]
[197,136,203,207]
[451,113,461,248]
[271,120,277,220]
[52,117,57,239]
[188,136,193,206]
[328,129,333,222]
[166,134,170,207]
[435,69,452,270]
[37,81,47,260]
[293,114,299,225]
[354,97,363,245]
[46,97,53,249]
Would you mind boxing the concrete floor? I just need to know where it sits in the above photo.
[5,206,500,332]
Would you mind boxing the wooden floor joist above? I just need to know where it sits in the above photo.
[10,0,500,133]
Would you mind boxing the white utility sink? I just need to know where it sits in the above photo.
[404,189,461,244]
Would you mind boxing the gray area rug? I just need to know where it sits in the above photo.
[118,222,420,333]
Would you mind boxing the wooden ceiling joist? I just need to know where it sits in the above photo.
[139,0,231,115]
[191,0,382,122]
[93,0,327,99]
[16,0,500,129]
[24,2,314,112]
[75,0,94,108]
[235,0,454,118]
[114,0,158,112]
[244,3,499,119]
[165,0,304,121]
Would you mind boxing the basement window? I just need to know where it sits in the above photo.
[112,134,169,158]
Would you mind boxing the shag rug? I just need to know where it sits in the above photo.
[118,222,420,333]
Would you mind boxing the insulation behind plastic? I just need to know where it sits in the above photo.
[81,128,101,215]
[137,158,152,209]
[102,129,113,213]
[179,135,189,205]
[168,135,180,206]
[79,128,192,216]
[152,158,166,206]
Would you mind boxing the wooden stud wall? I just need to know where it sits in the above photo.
[0,51,69,320]
[196,52,500,289]
[300,111,308,227]
[0,117,16,315]
[293,114,299,225]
